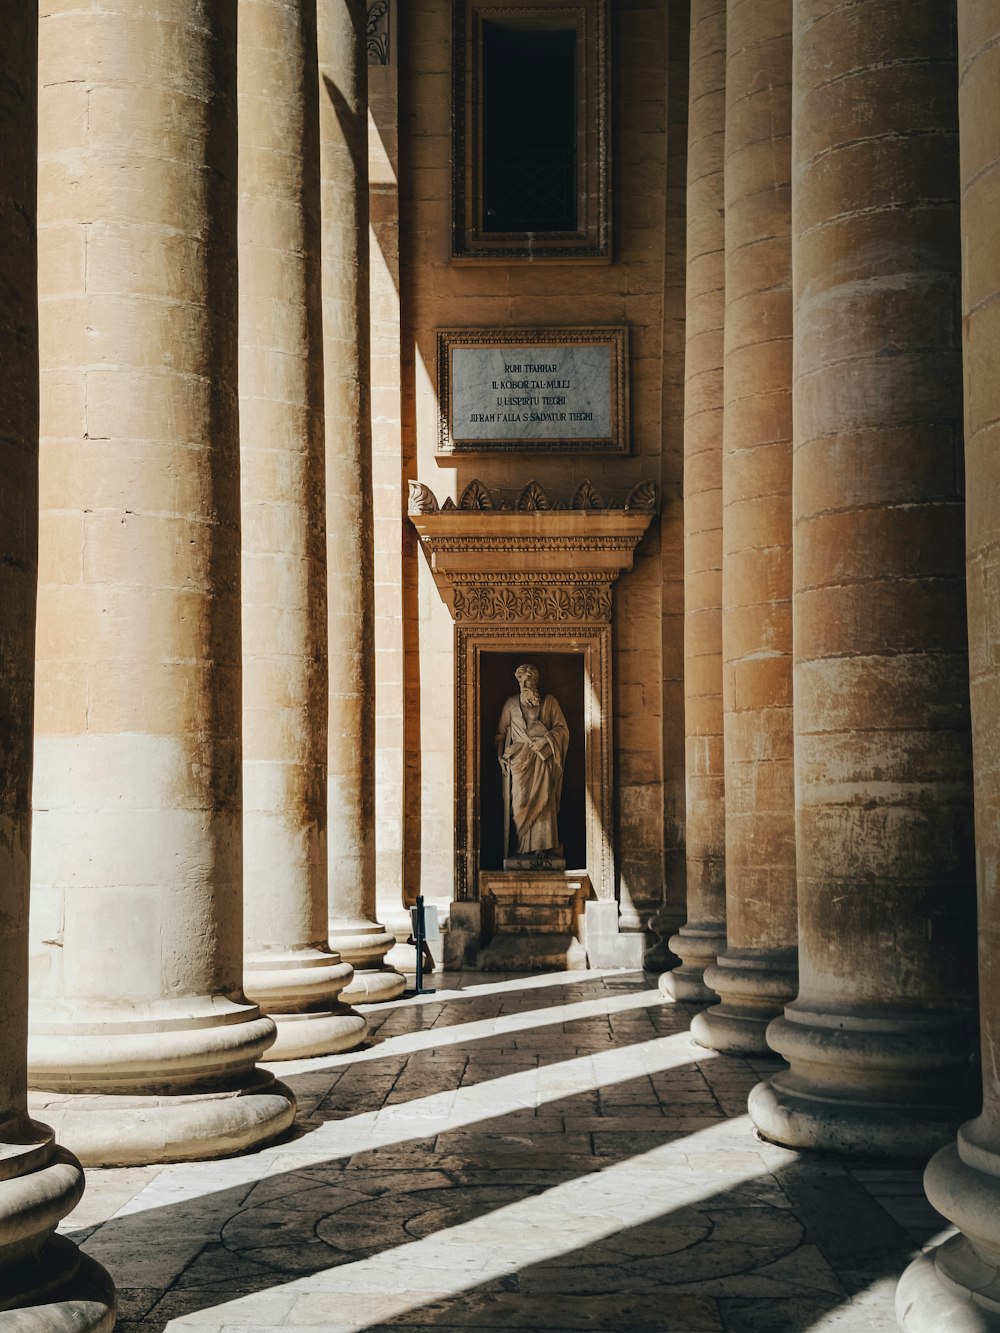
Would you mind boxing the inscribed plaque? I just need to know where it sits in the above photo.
[437,328,629,454]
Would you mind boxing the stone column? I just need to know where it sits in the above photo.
[896,5,1000,1327]
[692,0,797,1053]
[664,0,728,1003]
[320,0,404,1002]
[29,0,296,1165]
[646,0,691,974]
[749,0,978,1157]
[239,0,367,1057]
[0,11,115,1325]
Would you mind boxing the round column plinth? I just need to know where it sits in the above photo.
[29,1068,295,1167]
[30,996,279,1090]
[0,1126,115,1331]
[661,924,725,1004]
[896,1127,1000,1331]
[692,951,797,1054]
[749,1006,978,1158]
[266,1009,368,1060]
[244,949,368,1059]
[896,1243,1000,1333]
[329,921,405,1003]
[0,1236,116,1333]
[339,968,406,1004]
[28,997,296,1164]
[644,904,684,974]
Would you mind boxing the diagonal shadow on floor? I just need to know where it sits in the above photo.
[337,1154,938,1332]
[278,986,698,1127]
[63,1020,943,1333]
[355,972,662,1043]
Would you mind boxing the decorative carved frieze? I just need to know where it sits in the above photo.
[407,479,656,628]
[451,575,614,624]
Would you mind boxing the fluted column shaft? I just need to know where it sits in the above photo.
[30,0,295,1164]
[693,0,796,1054]
[665,0,728,1004]
[320,0,403,1002]
[0,12,115,1323]
[239,0,367,1056]
[749,0,978,1158]
[897,4,1000,1327]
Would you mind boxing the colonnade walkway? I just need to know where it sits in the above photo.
[59,972,947,1332]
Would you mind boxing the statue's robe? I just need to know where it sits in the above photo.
[496,692,570,853]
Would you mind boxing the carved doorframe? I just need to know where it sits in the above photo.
[455,624,613,904]
[407,476,657,916]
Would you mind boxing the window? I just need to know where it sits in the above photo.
[453,1,611,261]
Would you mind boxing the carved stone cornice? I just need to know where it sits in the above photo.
[407,479,656,626]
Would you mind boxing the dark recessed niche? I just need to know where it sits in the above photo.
[479,651,586,872]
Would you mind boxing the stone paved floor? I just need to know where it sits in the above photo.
[62,971,952,1332]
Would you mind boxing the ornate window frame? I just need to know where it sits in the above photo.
[452,0,611,262]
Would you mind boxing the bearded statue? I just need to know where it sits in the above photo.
[495,662,569,863]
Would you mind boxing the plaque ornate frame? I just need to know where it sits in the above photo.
[437,326,629,454]
[452,0,611,261]
[408,479,656,907]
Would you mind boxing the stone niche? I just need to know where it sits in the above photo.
[408,477,655,970]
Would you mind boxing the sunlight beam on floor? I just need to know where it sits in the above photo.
[354,968,646,1011]
[270,1028,712,1162]
[268,985,672,1074]
[89,1028,715,1225]
[162,1117,765,1331]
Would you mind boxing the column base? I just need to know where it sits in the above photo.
[244,948,368,1058]
[660,922,726,1004]
[339,966,407,1003]
[897,1127,1000,1330]
[896,1245,1000,1332]
[328,919,405,1003]
[28,996,296,1164]
[29,1067,296,1167]
[692,949,797,1054]
[643,903,684,974]
[0,1236,116,1333]
[265,1008,368,1060]
[0,1119,115,1330]
[748,1004,978,1157]
[29,995,280,1090]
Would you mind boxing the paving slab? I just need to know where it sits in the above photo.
[58,970,938,1332]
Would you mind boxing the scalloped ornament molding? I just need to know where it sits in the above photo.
[407,479,657,625]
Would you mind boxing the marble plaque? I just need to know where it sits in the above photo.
[437,328,629,453]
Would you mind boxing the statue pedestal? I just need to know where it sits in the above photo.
[477,871,590,972]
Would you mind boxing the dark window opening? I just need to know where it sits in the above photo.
[481,23,577,233]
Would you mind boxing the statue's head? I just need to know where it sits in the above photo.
[514,663,539,689]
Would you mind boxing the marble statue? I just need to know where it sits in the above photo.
[496,663,570,861]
